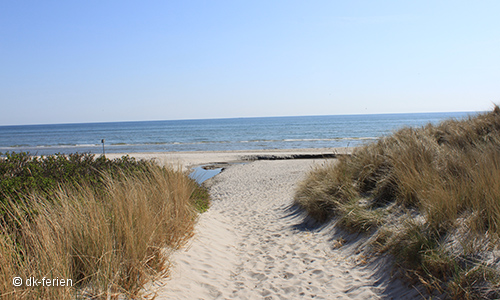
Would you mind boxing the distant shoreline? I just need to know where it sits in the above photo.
[1,112,472,156]
[105,147,353,169]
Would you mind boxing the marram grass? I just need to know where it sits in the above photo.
[0,155,206,299]
[295,106,500,299]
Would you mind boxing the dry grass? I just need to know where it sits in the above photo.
[295,106,500,298]
[0,164,199,299]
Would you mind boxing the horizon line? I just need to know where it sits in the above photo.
[1,109,482,127]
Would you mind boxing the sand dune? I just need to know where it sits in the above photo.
[127,150,426,299]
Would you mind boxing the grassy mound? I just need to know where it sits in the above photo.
[295,107,500,298]
[0,153,209,299]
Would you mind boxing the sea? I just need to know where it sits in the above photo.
[0,112,476,156]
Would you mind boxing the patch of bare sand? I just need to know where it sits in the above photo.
[105,148,350,170]
[143,156,425,299]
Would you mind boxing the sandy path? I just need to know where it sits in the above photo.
[148,158,423,299]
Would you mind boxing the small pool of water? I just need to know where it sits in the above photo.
[189,166,223,184]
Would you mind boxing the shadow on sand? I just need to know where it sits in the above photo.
[282,203,434,299]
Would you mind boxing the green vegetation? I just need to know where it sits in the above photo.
[191,184,211,213]
[0,153,210,299]
[295,107,500,299]
[0,152,148,204]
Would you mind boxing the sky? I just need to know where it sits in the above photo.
[1,1,499,125]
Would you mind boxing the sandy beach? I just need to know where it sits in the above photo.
[106,148,350,170]
[109,149,424,299]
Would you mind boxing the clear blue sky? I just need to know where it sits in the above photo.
[1,1,499,125]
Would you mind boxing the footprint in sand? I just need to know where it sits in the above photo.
[154,160,427,299]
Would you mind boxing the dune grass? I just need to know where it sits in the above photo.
[0,153,207,299]
[295,106,500,298]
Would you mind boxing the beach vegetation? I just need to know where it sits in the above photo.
[0,152,209,299]
[295,106,500,298]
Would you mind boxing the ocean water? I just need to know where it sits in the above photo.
[0,112,475,156]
